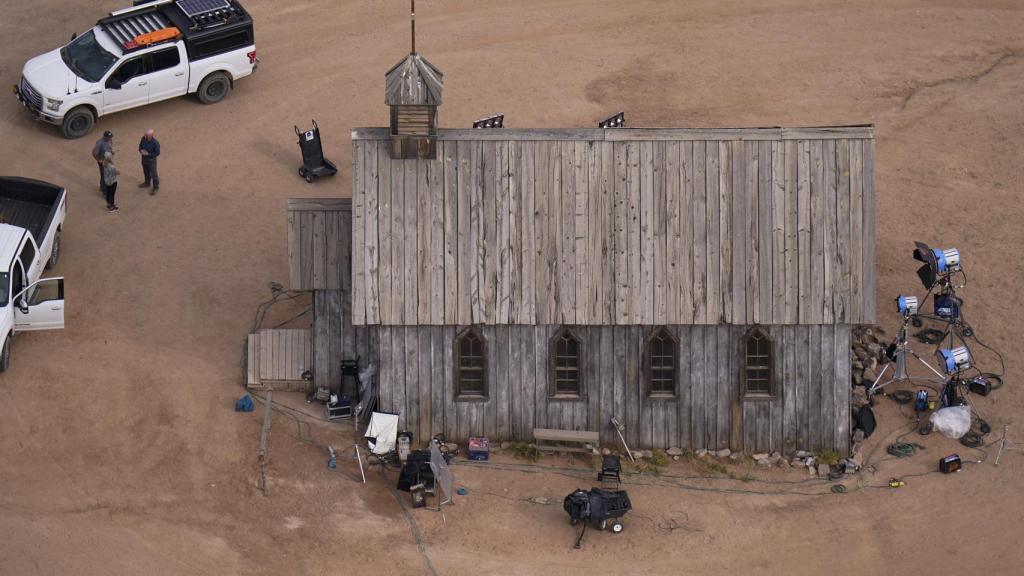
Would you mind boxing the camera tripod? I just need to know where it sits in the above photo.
[868,312,945,398]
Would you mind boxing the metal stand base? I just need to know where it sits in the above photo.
[996,425,1021,466]
[868,318,945,398]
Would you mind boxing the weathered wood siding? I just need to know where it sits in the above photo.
[312,290,379,395]
[351,127,875,327]
[287,198,352,291]
[246,329,313,391]
[374,324,851,455]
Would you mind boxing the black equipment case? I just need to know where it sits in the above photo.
[294,119,337,183]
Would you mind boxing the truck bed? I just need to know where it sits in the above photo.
[0,177,64,241]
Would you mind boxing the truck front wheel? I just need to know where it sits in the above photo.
[197,72,231,104]
[60,107,94,139]
[45,231,60,270]
[0,336,11,373]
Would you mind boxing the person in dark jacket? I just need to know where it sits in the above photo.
[137,128,161,194]
[102,151,120,213]
[91,130,114,192]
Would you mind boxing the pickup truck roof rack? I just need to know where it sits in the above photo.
[99,0,250,52]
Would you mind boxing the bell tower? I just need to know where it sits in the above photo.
[385,0,443,160]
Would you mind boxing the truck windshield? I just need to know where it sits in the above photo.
[61,30,118,83]
[0,272,8,307]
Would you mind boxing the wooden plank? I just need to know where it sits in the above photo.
[418,328,431,440]
[498,141,512,324]
[809,140,825,325]
[653,142,668,324]
[807,325,822,450]
[836,140,852,323]
[468,142,483,324]
[703,324,718,449]
[820,325,834,451]
[519,142,536,324]
[286,210,300,291]
[612,327,626,441]
[587,141,603,323]
[716,325,731,450]
[822,140,837,324]
[835,326,851,455]
[625,326,641,447]
[535,326,550,431]
[351,126,877,142]
[703,142,718,324]
[496,325,510,439]
[558,141,575,325]
[417,160,432,324]
[849,140,863,323]
[600,142,616,323]
[613,143,629,324]
[405,161,419,325]
[599,326,613,443]
[246,334,258,387]
[534,142,553,325]
[675,327,690,449]
[627,143,642,324]
[378,329,392,413]
[429,149,445,324]
[782,326,797,452]
[364,143,380,324]
[639,142,655,325]
[522,326,536,438]
[665,141,681,323]
[731,141,747,323]
[442,142,458,324]
[378,146,393,324]
[442,327,456,442]
[686,141,701,324]
[784,140,798,324]
[862,139,876,322]
[456,142,472,326]
[745,141,759,324]
[430,327,444,436]
[679,142,696,323]
[795,325,808,449]
[758,140,773,324]
[393,328,407,430]
[351,144,365,323]
[690,326,706,449]
[391,155,406,324]
[482,141,498,323]
[797,140,812,324]
[719,142,733,324]
[771,141,786,324]
[574,141,588,325]
[287,198,352,211]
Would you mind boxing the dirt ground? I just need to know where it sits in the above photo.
[1,0,1022,574]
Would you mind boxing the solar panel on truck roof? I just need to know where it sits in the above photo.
[176,0,230,18]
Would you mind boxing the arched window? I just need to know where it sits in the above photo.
[741,326,774,397]
[549,328,583,397]
[454,327,487,399]
[646,327,678,397]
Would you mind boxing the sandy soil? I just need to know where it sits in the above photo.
[0,0,1022,574]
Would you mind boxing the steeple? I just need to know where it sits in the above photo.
[385,1,443,160]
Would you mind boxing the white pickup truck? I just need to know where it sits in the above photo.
[0,177,67,372]
[14,0,257,139]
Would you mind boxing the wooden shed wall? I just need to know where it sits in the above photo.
[313,290,379,395]
[374,324,851,455]
[350,128,875,327]
[288,198,352,291]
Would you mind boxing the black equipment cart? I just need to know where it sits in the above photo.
[294,119,337,183]
[564,487,632,548]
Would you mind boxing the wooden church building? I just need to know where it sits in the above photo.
[287,47,876,456]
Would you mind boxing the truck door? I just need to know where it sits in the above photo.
[103,55,151,113]
[13,277,65,331]
[17,236,41,286]
[146,44,188,102]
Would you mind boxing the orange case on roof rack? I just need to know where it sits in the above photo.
[124,26,181,49]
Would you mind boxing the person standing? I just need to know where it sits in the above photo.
[102,151,119,213]
[91,130,114,192]
[137,128,161,195]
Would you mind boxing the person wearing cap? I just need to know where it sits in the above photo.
[101,151,120,213]
[91,130,114,192]
[137,128,161,194]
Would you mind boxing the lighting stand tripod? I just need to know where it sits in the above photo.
[995,425,1021,466]
[868,312,945,398]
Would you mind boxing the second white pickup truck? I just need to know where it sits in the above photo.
[14,0,258,139]
[0,177,67,372]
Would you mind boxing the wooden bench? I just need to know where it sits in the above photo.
[533,428,600,453]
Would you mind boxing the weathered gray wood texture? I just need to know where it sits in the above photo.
[374,324,851,455]
[287,198,352,292]
[246,329,313,391]
[312,290,379,395]
[350,128,875,326]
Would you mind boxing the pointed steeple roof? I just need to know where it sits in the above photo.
[385,53,444,106]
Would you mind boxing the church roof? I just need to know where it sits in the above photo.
[385,53,444,106]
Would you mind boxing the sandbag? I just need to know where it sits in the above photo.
[930,405,971,439]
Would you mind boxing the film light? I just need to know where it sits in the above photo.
[912,241,963,289]
[472,114,504,129]
[933,248,961,273]
[896,295,919,316]
[936,346,971,374]
[598,111,625,128]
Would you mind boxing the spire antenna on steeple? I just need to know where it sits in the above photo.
[411,0,416,54]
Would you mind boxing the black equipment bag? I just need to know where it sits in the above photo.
[588,488,632,521]
[296,120,326,169]
[564,489,591,522]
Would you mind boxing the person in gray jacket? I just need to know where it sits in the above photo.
[102,151,119,213]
